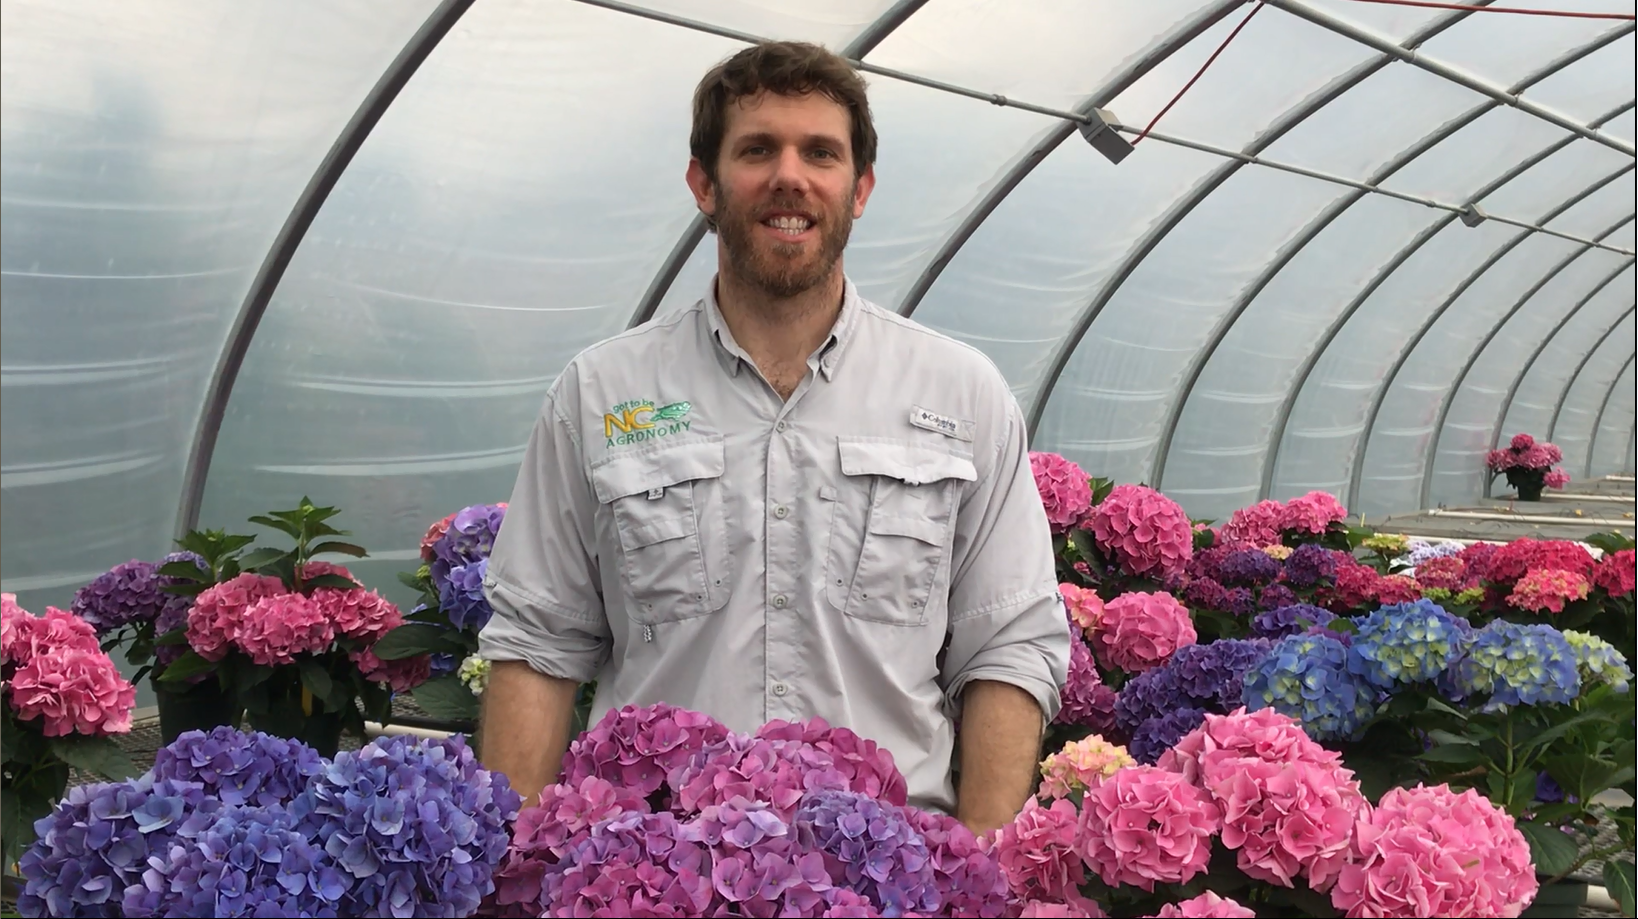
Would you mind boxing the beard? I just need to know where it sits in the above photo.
[714,185,854,300]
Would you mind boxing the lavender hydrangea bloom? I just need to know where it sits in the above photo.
[1219,549,1282,587]
[1257,583,1298,611]
[1407,539,1465,567]
[1347,599,1470,691]
[794,789,940,916]
[1183,576,1232,611]
[1252,604,1337,639]
[431,504,507,573]
[152,727,327,808]
[1129,707,1208,764]
[437,558,494,632]
[293,734,521,917]
[1283,544,1338,589]
[71,560,168,634]
[17,777,162,918]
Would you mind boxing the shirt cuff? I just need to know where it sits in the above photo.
[477,576,609,683]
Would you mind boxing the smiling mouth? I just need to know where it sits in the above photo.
[762,214,815,238]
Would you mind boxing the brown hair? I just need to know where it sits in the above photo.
[690,41,877,187]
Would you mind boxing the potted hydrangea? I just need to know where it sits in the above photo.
[1487,433,1571,501]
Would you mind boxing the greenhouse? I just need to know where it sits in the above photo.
[2,0,1636,916]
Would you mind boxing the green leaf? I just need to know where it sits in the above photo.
[310,540,368,559]
[1519,820,1581,877]
[248,515,302,539]
[237,547,291,572]
[1519,709,1620,759]
[1425,728,1478,747]
[299,659,334,703]
[235,663,275,694]
[156,628,190,646]
[406,607,449,625]
[48,735,137,781]
[1068,529,1098,565]
[302,574,359,590]
[1545,753,1632,803]
[1604,860,1636,917]
[1422,695,1471,719]
[397,570,427,590]
[371,624,464,660]
[411,675,481,721]
[157,560,210,581]
[157,650,217,683]
[1418,743,1490,765]
[220,558,242,581]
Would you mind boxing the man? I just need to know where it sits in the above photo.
[476,40,1069,834]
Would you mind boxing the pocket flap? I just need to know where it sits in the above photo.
[591,437,726,503]
[837,439,977,486]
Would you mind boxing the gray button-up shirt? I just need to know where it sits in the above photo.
[478,275,1071,813]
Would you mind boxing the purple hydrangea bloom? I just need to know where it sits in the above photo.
[1252,603,1336,640]
[904,809,1011,918]
[71,560,167,634]
[794,789,940,916]
[1219,549,1282,587]
[1408,539,1464,567]
[1055,634,1115,733]
[1114,665,1188,736]
[152,727,327,808]
[1224,586,1258,617]
[152,551,209,669]
[1167,639,1272,711]
[1258,583,1298,611]
[1183,576,1231,611]
[436,557,493,632]
[292,734,521,917]
[430,504,507,574]
[546,809,718,917]
[17,777,165,918]
[1129,707,1208,764]
[1283,544,1338,589]
[428,652,459,678]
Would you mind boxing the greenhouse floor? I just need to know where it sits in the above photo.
[1371,475,1636,545]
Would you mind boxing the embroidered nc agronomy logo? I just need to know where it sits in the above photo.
[604,399,693,447]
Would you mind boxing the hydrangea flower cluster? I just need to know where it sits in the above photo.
[797,789,940,914]
[1060,582,1104,633]
[458,652,492,695]
[1243,632,1379,741]
[1282,544,1338,590]
[1115,639,1273,762]
[1038,735,1135,799]
[1251,603,1335,639]
[427,503,508,633]
[1030,452,1094,534]
[1346,599,1469,690]
[1594,548,1635,597]
[69,559,170,634]
[1092,591,1196,674]
[1563,629,1633,691]
[152,552,210,670]
[1150,892,1256,917]
[1482,538,1596,588]
[2,596,136,737]
[1486,433,1564,473]
[1409,555,1471,592]
[1057,631,1118,734]
[1076,765,1220,891]
[1158,708,1364,890]
[1215,499,1285,550]
[1330,784,1537,918]
[563,702,734,797]
[995,796,1086,901]
[18,729,519,919]
[904,808,1012,918]
[1085,484,1193,580]
[1279,491,1348,537]
[1507,566,1591,613]
[1407,538,1465,566]
[1442,620,1580,710]
[1218,549,1281,587]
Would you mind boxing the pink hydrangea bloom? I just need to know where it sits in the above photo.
[1038,735,1134,799]
[1331,784,1537,919]
[1279,491,1347,537]
[1148,892,1256,918]
[1020,894,1108,918]
[1158,707,1363,891]
[904,809,1013,919]
[1060,583,1103,634]
[297,560,356,585]
[8,644,136,736]
[2,602,100,669]
[1411,556,1471,592]
[1077,765,1219,891]
[1217,500,1285,550]
[0,593,28,666]
[994,796,1085,901]
[1543,467,1570,489]
[1087,484,1193,579]
[1506,567,1590,614]
[312,586,403,643]
[1092,591,1196,674]
[494,774,650,913]
[1373,574,1422,606]
[420,512,458,563]
[1594,549,1635,598]
[1511,433,1536,451]
[350,646,432,692]
[233,593,335,666]
[1030,452,1093,534]
[1058,634,1116,732]
[753,716,909,806]
[563,703,731,797]
[1323,562,1384,614]
[187,573,286,661]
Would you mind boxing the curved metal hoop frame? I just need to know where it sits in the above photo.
[1548,305,1637,442]
[1588,355,1638,477]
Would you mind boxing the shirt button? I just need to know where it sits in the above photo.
[772,682,788,696]
[774,505,789,519]
[776,420,788,433]
[773,595,788,609]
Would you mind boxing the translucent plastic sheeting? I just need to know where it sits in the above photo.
[1302,0,1445,42]
[197,0,842,596]
[1601,106,1638,148]
[624,0,897,46]
[1380,107,1576,205]
[1473,139,1633,223]
[1554,312,1637,472]
[0,0,436,617]
[1427,249,1632,505]
[1609,220,1638,251]
[1589,361,1637,476]
[1547,170,1636,240]
[1522,30,1635,127]
[1500,264,1636,442]
[1413,3,1634,92]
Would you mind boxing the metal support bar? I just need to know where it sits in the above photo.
[1486,267,1635,491]
[1262,100,1633,503]
[896,0,1247,319]
[1023,5,1486,441]
[1264,0,1637,156]
[173,0,477,539]
[621,0,931,329]
[1588,355,1638,477]
[1548,306,1637,442]
[1426,508,1635,527]
[1420,218,1635,508]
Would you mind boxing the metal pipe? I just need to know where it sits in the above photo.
[1549,307,1637,441]
[1420,221,1634,508]
[1588,355,1638,477]
[1426,508,1635,527]
[1264,0,1637,156]
[173,0,477,539]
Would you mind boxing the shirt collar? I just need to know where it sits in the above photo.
[702,275,862,382]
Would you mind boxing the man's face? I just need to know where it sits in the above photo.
[688,91,875,299]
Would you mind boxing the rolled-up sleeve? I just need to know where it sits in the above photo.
[939,396,1071,723]
[478,382,611,683]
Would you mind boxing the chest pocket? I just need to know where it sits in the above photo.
[824,438,978,626]
[591,437,731,625]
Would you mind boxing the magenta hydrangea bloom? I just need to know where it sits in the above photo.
[493,775,651,916]
[670,733,852,819]
[1086,484,1193,580]
[993,796,1084,902]
[9,642,137,737]
[562,702,731,797]
[904,809,1011,918]
[1029,452,1093,534]
[1216,500,1285,550]
[756,717,910,807]
[1278,491,1347,537]
[1149,892,1257,917]
[311,586,402,643]
[1056,634,1116,733]
[233,593,335,666]
[1092,591,1197,674]
[544,810,716,918]
[186,573,286,662]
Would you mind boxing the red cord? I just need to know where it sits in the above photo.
[1341,0,1633,20]
[1133,2,1266,145]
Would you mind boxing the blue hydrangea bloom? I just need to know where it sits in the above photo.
[1252,603,1336,639]
[1564,630,1632,693]
[1347,599,1470,691]
[1283,544,1337,589]
[1244,632,1380,741]
[1129,707,1208,764]
[428,652,460,678]
[1442,621,1581,710]
[1219,549,1282,587]
[794,789,939,916]
[429,503,507,585]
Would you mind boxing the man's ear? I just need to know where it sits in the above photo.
[686,158,717,220]
[851,164,876,219]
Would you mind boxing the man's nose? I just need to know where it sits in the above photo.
[768,146,811,194]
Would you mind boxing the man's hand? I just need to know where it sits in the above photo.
[477,661,581,806]
[955,679,1043,836]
